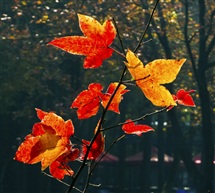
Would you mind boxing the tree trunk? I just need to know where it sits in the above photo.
[184,0,214,191]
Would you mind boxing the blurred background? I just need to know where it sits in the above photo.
[0,0,214,193]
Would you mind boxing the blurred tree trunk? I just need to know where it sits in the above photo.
[141,1,204,192]
[184,0,215,192]
[142,131,152,193]
[157,113,165,192]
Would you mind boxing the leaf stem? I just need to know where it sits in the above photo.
[90,134,126,174]
[102,107,168,132]
[133,0,159,53]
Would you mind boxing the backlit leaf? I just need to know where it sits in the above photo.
[72,82,129,119]
[125,50,186,107]
[48,14,116,68]
[71,83,103,119]
[173,89,196,107]
[14,109,75,171]
[122,119,154,136]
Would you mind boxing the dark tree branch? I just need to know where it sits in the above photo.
[184,0,198,81]
[205,9,215,41]
[133,0,159,53]
[206,35,215,59]
[205,61,215,70]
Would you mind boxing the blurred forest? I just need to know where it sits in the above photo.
[0,0,215,193]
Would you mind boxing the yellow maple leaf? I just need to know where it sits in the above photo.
[125,50,186,107]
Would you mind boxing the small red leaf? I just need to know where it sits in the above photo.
[71,83,103,119]
[122,119,154,136]
[174,89,196,107]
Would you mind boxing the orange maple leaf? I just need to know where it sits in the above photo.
[48,14,116,68]
[14,109,75,171]
[125,50,186,107]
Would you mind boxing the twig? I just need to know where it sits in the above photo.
[112,17,126,55]
[42,172,82,192]
[133,0,159,53]
[102,107,168,132]
[90,134,126,174]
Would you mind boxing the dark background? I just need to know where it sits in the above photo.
[1,0,215,193]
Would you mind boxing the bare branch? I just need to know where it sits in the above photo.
[133,0,159,53]
[183,0,198,79]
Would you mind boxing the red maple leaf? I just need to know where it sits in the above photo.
[48,14,116,68]
[71,83,103,119]
[72,82,129,119]
[122,119,154,136]
[14,109,77,178]
[174,89,196,106]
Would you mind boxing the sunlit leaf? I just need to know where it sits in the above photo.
[173,89,196,107]
[71,83,103,119]
[14,109,75,171]
[122,119,154,136]
[125,50,186,107]
[48,14,116,68]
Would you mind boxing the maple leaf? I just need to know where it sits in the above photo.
[14,109,75,171]
[173,89,196,107]
[72,82,129,119]
[81,121,105,160]
[101,82,129,113]
[71,83,103,119]
[49,148,79,179]
[48,14,116,68]
[125,50,186,107]
[122,119,154,136]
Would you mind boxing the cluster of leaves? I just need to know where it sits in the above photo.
[14,13,195,192]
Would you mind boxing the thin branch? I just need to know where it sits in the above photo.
[133,0,159,53]
[112,17,126,55]
[205,9,215,41]
[90,134,126,174]
[102,107,168,132]
[206,35,215,59]
[205,61,215,70]
[82,163,91,193]
[184,0,198,80]
[109,45,125,58]
[81,135,126,192]
[42,172,82,192]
